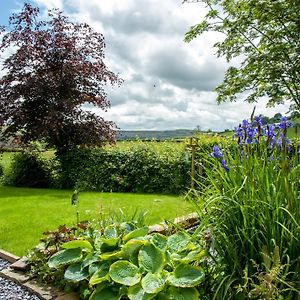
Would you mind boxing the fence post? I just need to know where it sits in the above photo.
[188,137,198,190]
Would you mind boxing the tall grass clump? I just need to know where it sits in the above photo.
[194,115,300,299]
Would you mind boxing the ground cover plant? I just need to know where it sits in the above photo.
[193,115,300,299]
[28,221,207,299]
[0,186,191,256]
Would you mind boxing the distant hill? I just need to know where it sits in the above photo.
[117,129,196,140]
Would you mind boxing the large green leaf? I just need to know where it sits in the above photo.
[158,286,199,300]
[62,240,93,252]
[138,243,164,273]
[122,239,145,257]
[100,250,124,261]
[123,227,149,242]
[100,237,120,252]
[64,262,89,282]
[151,233,167,251]
[88,261,109,277]
[82,254,100,269]
[171,249,207,263]
[89,287,120,300]
[128,284,156,300]
[104,225,119,239]
[167,232,191,253]
[168,264,205,287]
[141,273,165,294]
[89,269,109,286]
[120,222,136,234]
[48,249,82,269]
[109,260,141,286]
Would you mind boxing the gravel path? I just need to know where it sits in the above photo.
[0,258,40,300]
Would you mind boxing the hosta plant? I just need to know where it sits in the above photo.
[46,222,207,299]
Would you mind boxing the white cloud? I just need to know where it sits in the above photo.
[33,0,63,10]
[4,0,290,131]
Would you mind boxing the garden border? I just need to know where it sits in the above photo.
[0,212,199,300]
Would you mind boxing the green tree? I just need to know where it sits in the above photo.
[184,0,300,110]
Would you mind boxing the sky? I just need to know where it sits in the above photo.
[0,0,289,131]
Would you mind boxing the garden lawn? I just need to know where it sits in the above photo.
[0,186,191,257]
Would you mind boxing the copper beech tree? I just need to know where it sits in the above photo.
[0,3,122,154]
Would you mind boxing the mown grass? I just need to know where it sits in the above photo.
[0,186,191,256]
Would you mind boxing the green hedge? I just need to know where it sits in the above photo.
[57,146,190,194]
[4,151,52,188]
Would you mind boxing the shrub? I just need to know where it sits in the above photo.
[57,144,190,194]
[193,116,300,298]
[0,163,3,178]
[28,220,209,300]
[4,151,52,188]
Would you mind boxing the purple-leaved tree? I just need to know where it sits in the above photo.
[0,3,122,154]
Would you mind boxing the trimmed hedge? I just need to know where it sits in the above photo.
[57,146,190,194]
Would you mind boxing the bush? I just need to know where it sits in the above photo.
[27,219,209,300]
[193,116,300,298]
[57,144,190,194]
[4,151,52,188]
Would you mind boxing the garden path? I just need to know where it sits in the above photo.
[0,258,39,300]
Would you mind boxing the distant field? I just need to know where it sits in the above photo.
[219,126,299,139]
[1,128,298,173]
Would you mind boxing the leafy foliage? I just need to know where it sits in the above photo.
[27,224,84,286]
[57,144,190,194]
[28,220,208,299]
[0,163,3,179]
[4,151,52,187]
[192,115,300,298]
[0,3,122,154]
[184,0,300,110]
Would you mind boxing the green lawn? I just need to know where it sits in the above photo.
[0,186,191,256]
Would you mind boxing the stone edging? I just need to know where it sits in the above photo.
[0,249,76,300]
[0,212,199,300]
[0,248,20,263]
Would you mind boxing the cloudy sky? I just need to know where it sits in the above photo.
[0,0,289,131]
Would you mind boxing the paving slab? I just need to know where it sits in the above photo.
[0,268,30,284]
[23,279,63,300]
[0,249,20,263]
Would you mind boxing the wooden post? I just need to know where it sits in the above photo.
[189,137,197,190]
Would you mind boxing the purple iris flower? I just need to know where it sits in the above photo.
[210,146,223,159]
[242,119,249,128]
[266,124,276,138]
[245,127,257,144]
[253,115,263,127]
[221,159,230,172]
[234,125,244,144]
[270,135,277,148]
[210,146,230,172]
[278,116,293,130]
